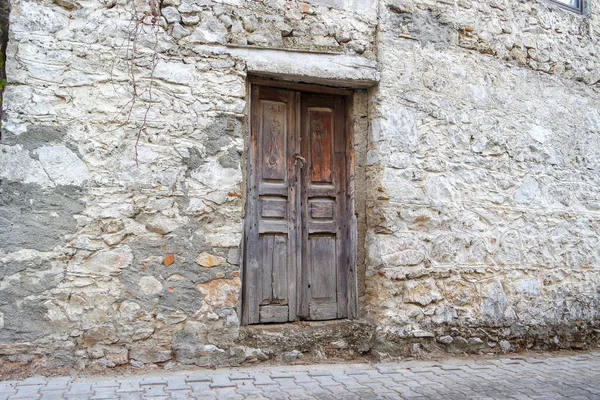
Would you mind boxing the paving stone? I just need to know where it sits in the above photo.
[65,395,97,400]
[300,389,338,400]
[344,369,369,376]
[235,385,264,396]
[228,373,254,381]
[0,383,16,395]
[188,381,213,392]
[252,373,278,386]
[571,356,589,361]
[243,395,270,400]
[330,378,365,390]
[1,353,600,400]
[298,382,328,391]
[337,393,362,400]
[321,384,355,396]
[45,377,72,386]
[210,387,242,399]
[376,367,403,375]
[41,385,70,394]
[308,371,332,377]
[186,375,212,383]
[91,380,120,388]
[409,366,441,373]
[90,387,118,399]
[465,364,493,370]
[440,365,463,370]
[116,380,144,393]
[523,358,546,364]
[164,376,190,390]
[140,377,168,386]
[168,389,194,399]
[281,388,314,399]
[352,375,380,385]
[238,393,267,399]
[10,394,40,400]
[16,377,47,386]
[411,389,442,398]
[272,377,302,390]
[288,373,315,384]
[377,394,404,400]
[12,386,41,399]
[119,393,144,400]
[143,385,170,396]
[270,371,294,379]
[209,374,236,389]
[375,376,407,387]
[190,390,217,400]
[313,376,338,386]
[349,388,378,398]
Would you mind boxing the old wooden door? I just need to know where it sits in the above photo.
[242,84,355,324]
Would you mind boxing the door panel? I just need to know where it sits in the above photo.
[300,94,347,321]
[260,101,287,181]
[259,234,288,305]
[243,85,352,325]
[244,86,298,325]
[308,235,336,299]
[309,109,334,183]
[309,200,335,219]
[260,198,287,218]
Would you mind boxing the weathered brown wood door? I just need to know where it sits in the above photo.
[242,84,356,325]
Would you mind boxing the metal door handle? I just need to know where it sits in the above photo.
[294,154,306,164]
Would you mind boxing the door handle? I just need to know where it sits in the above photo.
[294,153,306,165]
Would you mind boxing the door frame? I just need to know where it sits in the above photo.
[240,78,359,325]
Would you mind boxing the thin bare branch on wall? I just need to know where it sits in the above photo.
[0,0,9,136]
[109,0,161,166]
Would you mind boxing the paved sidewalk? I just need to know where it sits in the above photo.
[1,352,599,399]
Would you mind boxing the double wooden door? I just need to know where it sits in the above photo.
[242,84,356,324]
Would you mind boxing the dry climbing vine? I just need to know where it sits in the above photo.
[109,0,162,166]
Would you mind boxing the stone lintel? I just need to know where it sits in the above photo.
[305,0,377,19]
[222,45,380,88]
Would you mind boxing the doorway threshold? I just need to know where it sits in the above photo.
[238,319,375,362]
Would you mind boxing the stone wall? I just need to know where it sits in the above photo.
[367,0,600,354]
[0,0,378,369]
[0,0,598,370]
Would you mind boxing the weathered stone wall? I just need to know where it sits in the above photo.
[0,0,598,370]
[0,0,377,369]
[367,0,600,354]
